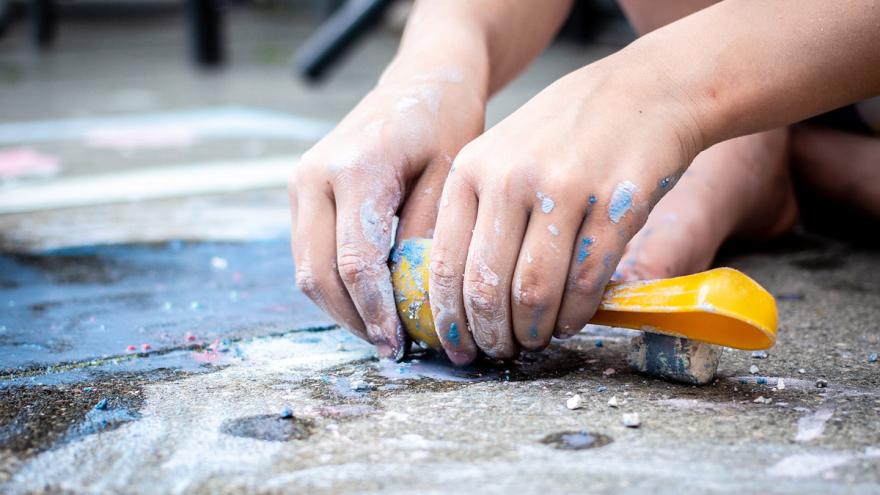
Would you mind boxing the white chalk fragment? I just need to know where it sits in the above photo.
[749,365,759,374]
[566,394,584,410]
[777,379,786,390]
[622,413,641,428]
[210,256,228,270]
[603,368,616,376]
[607,396,620,408]
[753,396,772,404]
[751,350,768,359]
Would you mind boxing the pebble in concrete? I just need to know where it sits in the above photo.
[622,413,641,428]
[566,394,584,410]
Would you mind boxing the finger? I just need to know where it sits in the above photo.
[290,176,369,342]
[462,179,529,360]
[511,189,583,350]
[334,173,406,360]
[428,171,480,365]
[555,183,647,338]
[395,154,452,240]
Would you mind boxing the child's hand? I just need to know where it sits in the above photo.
[289,76,484,360]
[429,57,703,364]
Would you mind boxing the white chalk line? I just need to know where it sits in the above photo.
[0,106,333,145]
[0,155,299,214]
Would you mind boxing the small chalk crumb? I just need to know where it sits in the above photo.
[566,394,584,410]
[548,224,560,236]
[753,396,771,404]
[749,364,759,374]
[816,379,828,388]
[82,387,94,392]
[336,343,346,351]
[595,340,603,348]
[141,343,151,351]
[751,350,768,359]
[622,413,640,428]
[757,377,768,385]
[603,368,616,376]
[868,353,878,363]
[777,379,785,390]
[94,398,109,410]
[607,396,620,408]
[126,345,136,352]
[280,406,294,419]
[596,386,608,393]
[185,332,196,342]
[210,256,228,270]
[798,368,806,374]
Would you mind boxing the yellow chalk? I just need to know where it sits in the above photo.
[390,238,777,351]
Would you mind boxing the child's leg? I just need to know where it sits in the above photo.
[613,0,795,281]
[615,128,797,281]
[791,125,880,222]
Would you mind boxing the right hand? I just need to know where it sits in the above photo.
[289,74,485,360]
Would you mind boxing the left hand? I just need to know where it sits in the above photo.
[428,55,704,364]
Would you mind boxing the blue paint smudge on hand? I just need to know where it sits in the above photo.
[588,195,597,206]
[607,181,638,223]
[447,322,460,346]
[577,237,594,264]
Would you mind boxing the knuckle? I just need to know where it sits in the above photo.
[463,274,503,318]
[336,248,379,286]
[294,268,323,300]
[428,251,460,293]
[566,267,604,299]
[513,271,553,311]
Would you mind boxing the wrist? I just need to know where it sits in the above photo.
[378,25,491,106]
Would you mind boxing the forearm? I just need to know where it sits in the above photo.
[625,0,880,148]
[380,0,573,101]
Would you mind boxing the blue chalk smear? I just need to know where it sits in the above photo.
[659,176,676,189]
[577,237,594,264]
[607,181,637,223]
[596,386,607,392]
[447,322,460,346]
[391,238,426,266]
[757,377,768,385]
[588,195,597,205]
[595,340,603,348]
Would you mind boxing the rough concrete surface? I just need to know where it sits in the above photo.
[1,4,878,495]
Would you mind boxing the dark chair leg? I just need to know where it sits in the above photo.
[186,0,225,67]
[29,0,56,48]
[293,0,395,83]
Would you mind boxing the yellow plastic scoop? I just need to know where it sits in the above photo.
[390,238,777,351]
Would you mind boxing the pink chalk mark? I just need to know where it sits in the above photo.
[0,147,61,179]
[85,125,195,151]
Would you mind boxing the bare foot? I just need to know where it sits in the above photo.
[615,128,798,281]
[791,124,880,222]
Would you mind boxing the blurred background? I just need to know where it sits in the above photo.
[0,0,634,251]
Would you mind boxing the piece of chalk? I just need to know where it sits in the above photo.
[627,333,721,385]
